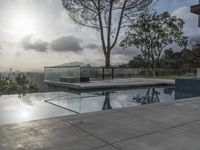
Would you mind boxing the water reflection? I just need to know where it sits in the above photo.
[132,88,160,105]
[100,87,175,110]
[163,87,174,96]
[18,93,26,99]
[0,86,175,125]
[102,91,112,110]
[45,86,175,113]
[0,93,75,125]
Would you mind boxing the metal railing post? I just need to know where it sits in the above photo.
[103,68,105,80]
[112,68,114,79]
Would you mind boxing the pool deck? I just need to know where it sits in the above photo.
[45,78,175,90]
[1,96,200,150]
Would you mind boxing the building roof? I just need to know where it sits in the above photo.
[191,4,200,15]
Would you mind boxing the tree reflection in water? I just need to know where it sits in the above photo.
[163,87,174,96]
[133,88,160,105]
[18,93,27,99]
[102,91,112,110]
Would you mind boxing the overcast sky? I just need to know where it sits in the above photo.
[0,0,199,71]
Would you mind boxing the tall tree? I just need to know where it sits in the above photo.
[120,11,187,76]
[62,0,153,68]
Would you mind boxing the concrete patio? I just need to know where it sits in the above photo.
[1,96,200,150]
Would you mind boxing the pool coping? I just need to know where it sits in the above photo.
[44,78,175,90]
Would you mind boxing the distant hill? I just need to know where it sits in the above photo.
[59,61,86,67]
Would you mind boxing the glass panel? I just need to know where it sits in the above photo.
[80,68,90,77]
[44,66,80,83]
[89,68,103,80]
[46,94,81,113]
[80,67,103,81]
[104,68,112,79]
[45,67,197,83]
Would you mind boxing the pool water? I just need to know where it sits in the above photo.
[0,93,75,125]
[0,86,175,125]
[45,86,175,114]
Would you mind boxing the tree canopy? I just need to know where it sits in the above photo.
[120,11,187,75]
[126,47,200,70]
[0,74,39,96]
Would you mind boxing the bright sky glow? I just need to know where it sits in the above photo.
[12,13,36,35]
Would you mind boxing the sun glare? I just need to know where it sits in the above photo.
[12,13,37,35]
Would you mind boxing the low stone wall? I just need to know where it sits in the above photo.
[175,78,200,99]
[175,78,200,92]
[197,68,200,79]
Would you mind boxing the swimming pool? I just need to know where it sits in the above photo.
[0,86,176,125]
[45,86,175,114]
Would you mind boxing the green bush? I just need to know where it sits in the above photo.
[0,74,39,96]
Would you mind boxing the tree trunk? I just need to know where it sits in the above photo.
[105,53,111,68]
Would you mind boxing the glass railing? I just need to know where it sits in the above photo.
[44,66,197,84]
[112,68,196,79]
[44,66,80,83]
[80,67,103,81]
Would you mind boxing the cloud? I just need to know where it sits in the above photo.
[172,6,200,37]
[0,45,2,55]
[84,43,139,57]
[51,36,83,53]
[84,43,99,49]
[15,51,21,56]
[188,35,200,48]
[154,0,196,13]
[21,35,48,52]
[112,46,140,56]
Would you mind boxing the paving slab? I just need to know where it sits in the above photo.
[124,101,200,126]
[70,112,170,143]
[178,120,200,135]
[114,128,200,150]
[0,118,105,150]
[94,145,119,150]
